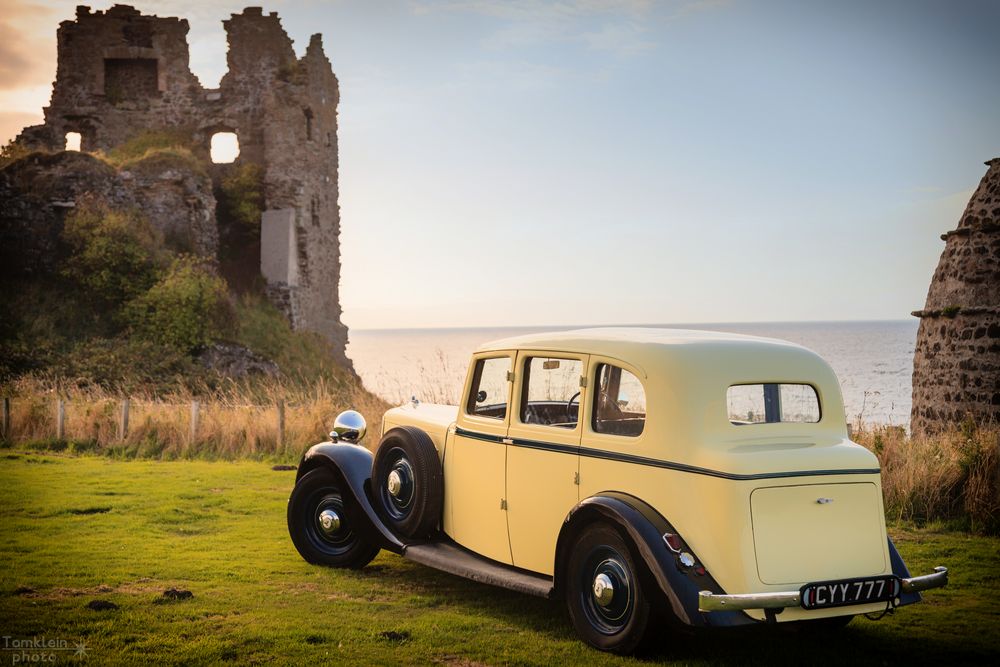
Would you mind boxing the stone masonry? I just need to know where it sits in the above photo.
[911,158,1000,434]
[14,5,350,367]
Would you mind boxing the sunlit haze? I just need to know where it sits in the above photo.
[3,0,998,329]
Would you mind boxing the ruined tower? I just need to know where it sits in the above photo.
[911,158,1000,434]
[14,5,350,366]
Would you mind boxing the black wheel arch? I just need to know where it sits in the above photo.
[294,442,407,554]
[553,492,755,628]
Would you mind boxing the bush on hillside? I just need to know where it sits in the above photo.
[52,337,213,393]
[126,256,235,354]
[0,139,35,169]
[61,199,167,306]
[101,129,193,167]
[234,294,350,387]
[218,162,264,230]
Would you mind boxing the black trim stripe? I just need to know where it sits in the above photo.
[454,426,880,481]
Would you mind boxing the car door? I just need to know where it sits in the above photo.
[445,352,514,565]
[505,351,587,575]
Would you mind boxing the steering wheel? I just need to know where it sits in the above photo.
[566,391,581,422]
[599,391,624,418]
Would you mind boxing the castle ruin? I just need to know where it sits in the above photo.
[911,158,1000,434]
[11,5,349,366]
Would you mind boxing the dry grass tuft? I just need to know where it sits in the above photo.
[2,376,391,461]
[855,421,1000,534]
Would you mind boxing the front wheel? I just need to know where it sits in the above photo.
[566,523,651,654]
[287,467,379,568]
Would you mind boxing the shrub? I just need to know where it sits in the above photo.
[235,294,350,386]
[218,162,264,230]
[0,139,34,169]
[101,129,193,167]
[51,337,213,393]
[62,199,167,306]
[126,256,235,353]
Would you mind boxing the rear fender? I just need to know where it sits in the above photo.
[888,537,922,607]
[297,442,406,554]
[554,492,754,627]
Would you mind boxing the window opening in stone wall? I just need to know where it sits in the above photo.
[104,58,158,102]
[210,132,239,164]
[64,132,81,152]
[304,108,313,141]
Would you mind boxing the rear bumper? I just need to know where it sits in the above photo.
[698,566,948,612]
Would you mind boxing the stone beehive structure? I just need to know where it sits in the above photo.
[14,5,349,366]
[911,158,1000,434]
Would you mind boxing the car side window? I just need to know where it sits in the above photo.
[592,364,646,437]
[466,357,510,420]
[520,357,583,429]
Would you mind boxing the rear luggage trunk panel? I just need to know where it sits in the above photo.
[751,482,887,585]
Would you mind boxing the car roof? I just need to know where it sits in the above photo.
[476,327,805,360]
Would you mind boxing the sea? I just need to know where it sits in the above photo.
[348,320,920,427]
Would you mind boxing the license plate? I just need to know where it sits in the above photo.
[800,575,901,610]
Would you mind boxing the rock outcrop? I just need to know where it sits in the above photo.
[911,158,1000,434]
[10,5,350,368]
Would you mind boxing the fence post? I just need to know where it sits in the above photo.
[2,397,9,440]
[190,401,200,444]
[56,398,65,440]
[119,399,130,441]
[277,399,285,449]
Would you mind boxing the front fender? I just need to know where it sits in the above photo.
[555,492,754,627]
[297,442,406,554]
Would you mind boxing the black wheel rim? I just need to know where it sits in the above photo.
[579,545,635,635]
[379,447,416,521]
[303,489,357,556]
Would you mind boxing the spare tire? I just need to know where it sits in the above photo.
[372,426,443,538]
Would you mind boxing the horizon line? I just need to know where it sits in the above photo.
[349,317,917,334]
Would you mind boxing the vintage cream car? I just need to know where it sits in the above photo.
[287,328,947,653]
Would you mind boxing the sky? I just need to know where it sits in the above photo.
[2,0,998,330]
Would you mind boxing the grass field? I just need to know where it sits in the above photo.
[1,454,998,666]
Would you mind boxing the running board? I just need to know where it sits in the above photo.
[403,541,554,598]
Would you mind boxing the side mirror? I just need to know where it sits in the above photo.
[329,410,366,444]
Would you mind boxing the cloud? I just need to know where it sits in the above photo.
[0,110,45,144]
[0,3,58,92]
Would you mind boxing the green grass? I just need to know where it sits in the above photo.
[0,455,997,665]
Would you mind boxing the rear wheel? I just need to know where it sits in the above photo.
[287,467,379,568]
[372,427,443,538]
[566,523,651,654]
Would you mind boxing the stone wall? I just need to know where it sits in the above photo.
[13,5,350,369]
[911,158,1000,433]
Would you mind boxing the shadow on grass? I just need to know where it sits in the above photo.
[351,555,989,665]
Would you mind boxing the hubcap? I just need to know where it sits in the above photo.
[579,548,635,634]
[380,448,416,520]
[304,491,356,556]
[593,573,615,607]
[318,508,341,535]
[387,470,403,497]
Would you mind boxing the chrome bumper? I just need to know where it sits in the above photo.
[698,566,948,612]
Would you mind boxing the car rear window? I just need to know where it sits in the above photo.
[727,383,820,425]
